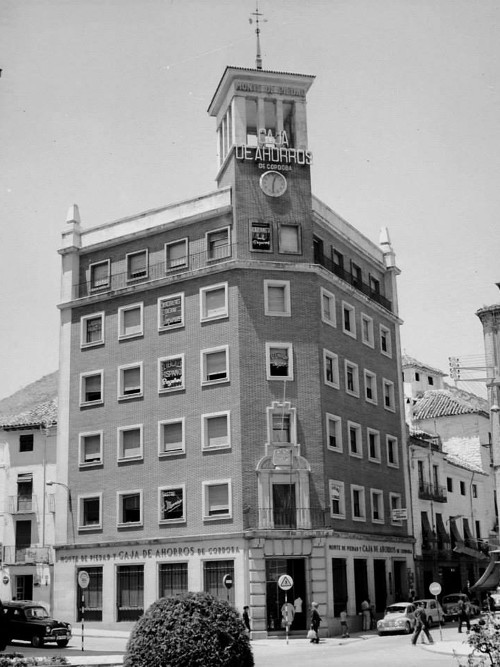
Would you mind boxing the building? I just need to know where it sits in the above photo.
[54,62,412,636]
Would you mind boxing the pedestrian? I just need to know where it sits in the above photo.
[340,608,349,638]
[310,601,321,644]
[242,606,251,637]
[458,598,471,634]
[361,598,371,631]
[411,601,434,645]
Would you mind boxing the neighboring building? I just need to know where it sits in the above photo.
[54,63,412,636]
[403,355,494,598]
[0,373,58,609]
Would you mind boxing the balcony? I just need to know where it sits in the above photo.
[249,508,329,530]
[2,546,53,565]
[7,495,39,514]
[418,482,447,503]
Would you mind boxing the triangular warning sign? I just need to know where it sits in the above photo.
[278,575,293,589]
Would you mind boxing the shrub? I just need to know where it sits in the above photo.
[124,592,254,667]
[466,614,500,666]
[0,656,69,667]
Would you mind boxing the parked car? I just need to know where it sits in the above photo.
[441,594,480,621]
[377,602,416,635]
[414,599,445,627]
[3,601,72,648]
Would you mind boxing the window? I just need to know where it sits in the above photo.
[415,372,420,381]
[200,283,228,321]
[361,313,374,347]
[320,288,336,327]
[80,371,103,405]
[158,354,185,392]
[342,302,356,338]
[351,262,362,288]
[79,494,102,530]
[203,481,231,519]
[389,493,402,525]
[159,563,188,598]
[447,477,453,492]
[89,260,110,290]
[351,485,366,521]
[428,376,434,386]
[204,560,235,605]
[81,312,104,347]
[158,419,185,456]
[267,403,296,444]
[264,280,291,316]
[460,481,466,496]
[369,275,380,295]
[206,227,230,260]
[126,250,148,280]
[348,421,362,458]
[332,249,344,272]
[383,379,395,411]
[386,435,399,468]
[364,370,378,404]
[159,486,185,523]
[380,325,392,357]
[344,360,359,397]
[118,303,143,339]
[116,565,143,622]
[278,223,301,254]
[326,414,342,452]
[371,489,384,523]
[118,491,142,526]
[367,428,381,463]
[165,238,188,270]
[249,220,272,252]
[79,431,103,466]
[19,434,34,452]
[329,480,345,519]
[324,350,340,388]
[118,363,143,399]
[202,412,230,450]
[117,425,143,462]
[472,484,478,498]
[201,346,229,384]
[158,293,184,330]
[266,343,293,380]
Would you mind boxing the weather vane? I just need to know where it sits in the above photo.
[249,1,267,70]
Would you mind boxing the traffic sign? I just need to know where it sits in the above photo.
[278,574,294,591]
[78,570,90,589]
[223,574,233,590]
[429,582,442,596]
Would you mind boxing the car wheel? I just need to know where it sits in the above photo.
[427,618,434,629]
[31,634,44,648]
[404,622,412,634]
[57,640,69,648]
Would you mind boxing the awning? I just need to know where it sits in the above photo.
[470,560,500,592]
[436,514,451,543]
[453,544,489,560]
[450,518,464,546]
[463,519,474,543]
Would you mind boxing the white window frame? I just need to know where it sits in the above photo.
[201,411,231,451]
[347,421,362,459]
[367,428,381,463]
[118,362,143,400]
[117,424,143,462]
[117,489,143,527]
[80,312,105,348]
[157,293,184,331]
[79,370,104,406]
[342,301,356,338]
[364,369,378,404]
[320,287,336,328]
[158,354,185,393]
[326,413,342,453]
[390,492,403,525]
[118,302,144,340]
[89,259,110,291]
[158,418,185,457]
[344,360,359,397]
[266,342,293,381]
[277,222,301,254]
[126,249,148,281]
[78,492,102,531]
[264,280,291,317]
[165,238,188,270]
[201,345,229,385]
[200,282,229,322]
[361,313,374,348]
[206,226,231,261]
[78,430,103,467]
[351,485,366,522]
[323,349,340,389]
[380,324,392,357]
[202,479,232,520]
[383,378,396,412]
[370,488,385,524]
[386,435,399,468]
[158,484,186,524]
[329,479,346,519]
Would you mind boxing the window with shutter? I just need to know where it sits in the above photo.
[90,261,110,289]
[165,239,188,269]
[204,414,229,449]
[127,251,148,279]
[121,366,142,397]
[278,224,300,253]
[120,305,143,338]
[206,483,230,517]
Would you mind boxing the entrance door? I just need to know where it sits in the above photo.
[393,560,408,601]
[265,559,306,631]
[272,484,296,529]
[16,574,33,600]
[373,560,387,612]
[15,520,31,562]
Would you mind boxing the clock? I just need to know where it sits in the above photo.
[259,170,287,197]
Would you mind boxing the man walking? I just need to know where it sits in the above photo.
[411,601,434,645]
[458,598,471,634]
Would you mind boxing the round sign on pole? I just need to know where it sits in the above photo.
[278,574,294,591]
[429,582,442,596]
[78,570,90,589]
[223,574,233,590]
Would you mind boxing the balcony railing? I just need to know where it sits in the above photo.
[418,482,447,503]
[7,495,39,514]
[74,244,235,299]
[250,508,329,530]
[2,546,53,565]
[314,251,393,312]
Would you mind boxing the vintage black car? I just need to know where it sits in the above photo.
[3,601,72,648]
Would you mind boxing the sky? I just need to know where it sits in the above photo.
[1,0,499,401]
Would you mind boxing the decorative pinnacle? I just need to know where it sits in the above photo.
[249,1,266,70]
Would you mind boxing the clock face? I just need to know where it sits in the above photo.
[259,170,287,197]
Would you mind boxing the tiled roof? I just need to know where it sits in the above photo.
[0,372,58,429]
[401,354,446,376]
[443,436,485,474]
[412,390,487,420]
[0,398,57,429]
